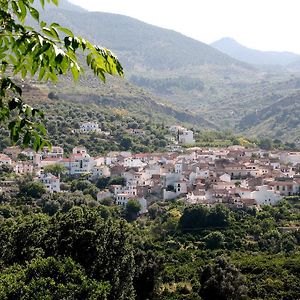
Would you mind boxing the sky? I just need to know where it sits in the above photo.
[69,0,300,54]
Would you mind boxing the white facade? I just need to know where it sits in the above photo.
[186,191,207,204]
[69,154,95,175]
[42,146,64,158]
[124,157,146,168]
[80,122,100,132]
[14,162,34,175]
[179,130,195,145]
[220,173,231,182]
[38,173,60,193]
[280,152,300,166]
[251,186,282,206]
[92,165,111,178]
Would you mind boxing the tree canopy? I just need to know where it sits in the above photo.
[0,0,123,150]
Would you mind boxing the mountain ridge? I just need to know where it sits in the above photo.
[211,37,300,66]
[24,1,300,146]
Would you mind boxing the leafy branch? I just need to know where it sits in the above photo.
[0,0,123,150]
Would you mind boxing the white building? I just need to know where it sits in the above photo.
[42,146,64,158]
[178,129,195,145]
[251,186,282,206]
[14,161,34,175]
[68,154,95,175]
[280,152,300,166]
[124,157,146,168]
[186,190,207,204]
[38,173,60,193]
[92,165,111,178]
[80,122,100,133]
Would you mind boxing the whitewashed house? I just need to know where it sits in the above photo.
[38,173,60,193]
[186,190,207,204]
[178,129,195,145]
[219,173,231,182]
[80,122,100,133]
[280,152,300,166]
[92,165,111,178]
[124,157,146,168]
[14,161,34,175]
[68,154,95,175]
[251,186,282,206]
[42,146,64,158]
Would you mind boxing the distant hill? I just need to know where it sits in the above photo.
[37,7,248,72]
[239,93,300,143]
[211,37,300,66]
[24,1,300,146]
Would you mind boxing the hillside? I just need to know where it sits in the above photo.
[24,1,300,146]
[239,93,300,143]
[37,5,247,71]
[211,37,300,66]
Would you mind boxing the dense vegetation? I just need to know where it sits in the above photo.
[1,187,300,299]
[0,87,171,155]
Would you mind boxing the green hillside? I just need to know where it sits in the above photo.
[25,0,300,146]
[239,93,300,144]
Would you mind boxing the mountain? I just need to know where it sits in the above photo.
[24,1,300,146]
[37,7,249,71]
[211,37,300,66]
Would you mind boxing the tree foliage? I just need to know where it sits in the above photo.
[0,0,123,150]
[0,256,111,300]
[199,256,248,300]
[43,163,66,176]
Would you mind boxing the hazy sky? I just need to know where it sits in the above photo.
[69,0,300,54]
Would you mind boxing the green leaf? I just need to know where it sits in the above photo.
[11,1,20,16]
[37,123,47,135]
[71,63,80,81]
[18,0,27,21]
[21,67,27,78]
[42,27,58,39]
[86,53,92,66]
[38,67,46,81]
[23,131,31,146]
[29,7,40,21]
[57,26,74,37]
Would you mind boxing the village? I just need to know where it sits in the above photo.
[1,124,300,214]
